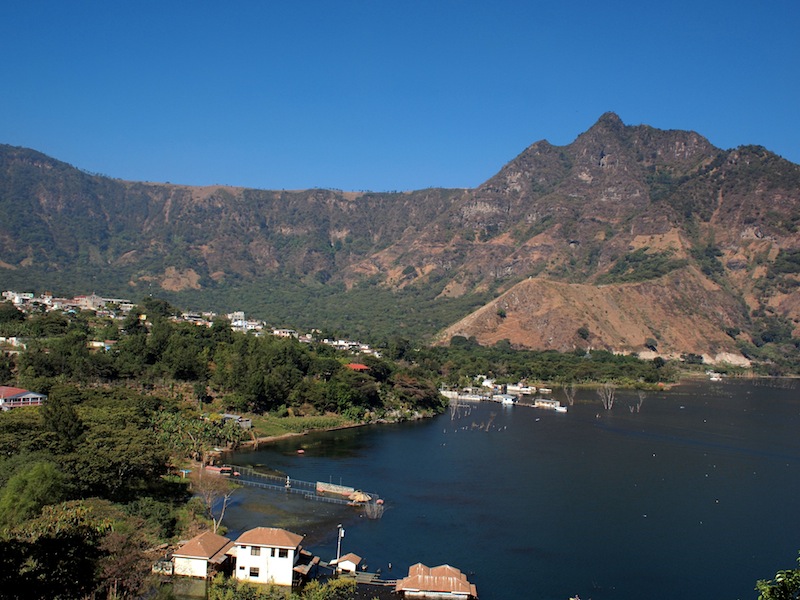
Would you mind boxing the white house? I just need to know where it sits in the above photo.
[172,531,233,579]
[0,386,46,411]
[231,527,318,587]
[330,552,362,574]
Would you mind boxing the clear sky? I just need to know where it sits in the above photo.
[1,1,798,191]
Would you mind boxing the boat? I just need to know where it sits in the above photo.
[316,481,356,497]
[533,398,567,412]
[538,387,553,394]
[204,465,240,476]
[495,394,517,405]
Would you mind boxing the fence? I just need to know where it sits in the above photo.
[228,465,384,517]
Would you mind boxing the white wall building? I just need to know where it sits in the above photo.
[232,527,307,587]
[172,531,233,579]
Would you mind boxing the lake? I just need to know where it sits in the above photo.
[224,379,800,600]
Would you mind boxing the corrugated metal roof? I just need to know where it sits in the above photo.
[396,563,477,597]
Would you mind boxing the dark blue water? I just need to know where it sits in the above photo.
[225,380,800,600]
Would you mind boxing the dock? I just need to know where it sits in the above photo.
[227,465,385,517]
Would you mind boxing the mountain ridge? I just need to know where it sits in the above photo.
[1,114,799,368]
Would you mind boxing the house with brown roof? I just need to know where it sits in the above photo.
[172,531,234,579]
[230,527,319,587]
[395,563,478,599]
[330,552,362,574]
[0,386,46,410]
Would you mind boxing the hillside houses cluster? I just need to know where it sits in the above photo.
[2,289,380,357]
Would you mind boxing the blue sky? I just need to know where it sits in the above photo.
[1,1,798,191]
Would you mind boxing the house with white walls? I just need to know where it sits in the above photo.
[231,527,319,587]
[172,531,233,579]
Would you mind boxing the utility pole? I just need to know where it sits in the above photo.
[336,523,344,562]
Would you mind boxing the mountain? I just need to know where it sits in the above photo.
[1,114,799,367]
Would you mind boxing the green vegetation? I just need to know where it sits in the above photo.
[0,298,449,597]
[208,574,357,599]
[0,392,185,598]
[755,552,800,600]
[596,248,687,284]
[735,313,800,376]
[772,249,800,275]
[690,242,724,279]
[424,337,675,386]
[163,277,492,346]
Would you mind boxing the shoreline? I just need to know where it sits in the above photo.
[236,409,441,451]
[226,373,800,457]
[239,421,366,449]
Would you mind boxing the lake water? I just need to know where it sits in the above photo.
[224,379,800,600]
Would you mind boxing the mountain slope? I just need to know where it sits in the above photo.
[1,114,799,364]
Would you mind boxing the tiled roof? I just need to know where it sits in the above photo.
[396,563,477,597]
[173,531,233,560]
[235,527,303,549]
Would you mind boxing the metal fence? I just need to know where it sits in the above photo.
[228,465,383,511]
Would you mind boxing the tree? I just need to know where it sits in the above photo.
[1,500,112,599]
[208,574,286,599]
[563,382,577,406]
[41,386,85,452]
[0,461,65,529]
[597,383,616,410]
[299,578,358,600]
[95,524,157,600]
[0,301,25,324]
[190,468,236,534]
[755,552,800,600]
[65,420,169,501]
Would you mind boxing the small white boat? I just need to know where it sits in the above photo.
[538,387,552,394]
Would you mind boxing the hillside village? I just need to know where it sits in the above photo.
[1,289,381,358]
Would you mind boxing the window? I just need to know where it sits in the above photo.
[249,567,259,578]
[278,548,288,558]
[250,546,261,556]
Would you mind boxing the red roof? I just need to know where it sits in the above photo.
[345,363,370,371]
[0,386,45,400]
[0,386,30,398]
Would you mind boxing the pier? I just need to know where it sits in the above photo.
[227,465,385,517]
